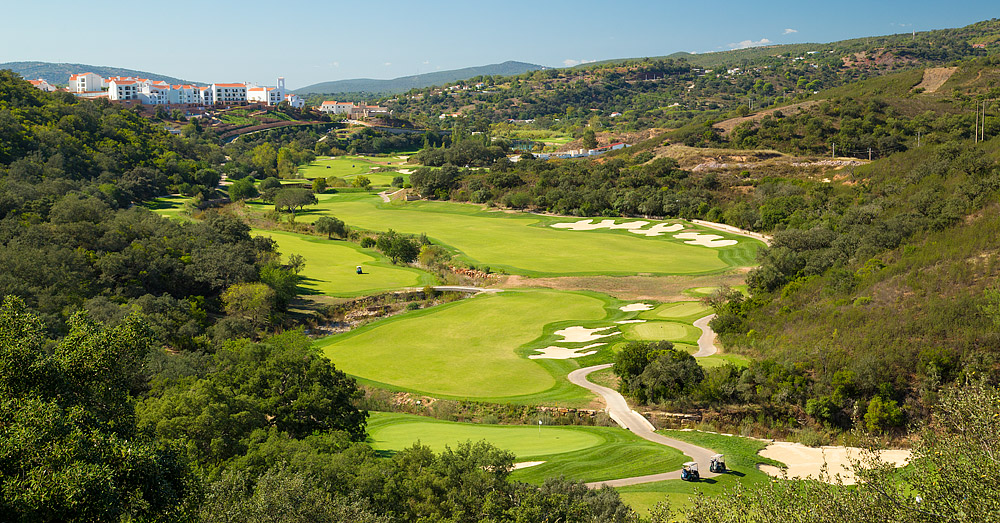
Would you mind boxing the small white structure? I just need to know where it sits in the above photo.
[284,93,304,108]
[27,79,56,92]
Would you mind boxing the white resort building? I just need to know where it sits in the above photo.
[53,72,304,108]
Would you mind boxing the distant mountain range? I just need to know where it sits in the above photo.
[293,61,546,95]
[0,61,198,86]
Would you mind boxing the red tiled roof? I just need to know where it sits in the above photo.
[214,83,246,88]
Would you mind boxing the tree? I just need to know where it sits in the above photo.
[0,296,193,520]
[312,177,328,194]
[351,175,371,189]
[274,188,318,214]
[223,282,276,330]
[315,216,348,239]
[582,128,598,149]
[229,177,260,201]
[375,230,420,264]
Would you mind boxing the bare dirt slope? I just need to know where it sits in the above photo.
[713,101,819,135]
[914,67,959,93]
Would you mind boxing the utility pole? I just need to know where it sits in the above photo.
[868,147,872,161]
[975,103,979,144]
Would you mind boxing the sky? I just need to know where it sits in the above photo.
[1,0,997,89]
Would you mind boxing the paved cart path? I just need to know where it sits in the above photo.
[568,364,720,487]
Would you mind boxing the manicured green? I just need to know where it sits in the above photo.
[251,228,433,297]
[246,193,760,277]
[317,290,610,399]
[615,430,785,516]
[621,321,700,344]
[367,412,688,484]
[640,301,712,323]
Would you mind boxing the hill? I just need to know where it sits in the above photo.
[294,60,545,96]
[1,60,199,86]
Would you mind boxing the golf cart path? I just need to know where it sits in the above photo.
[569,364,720,487]
[693,314,719,357]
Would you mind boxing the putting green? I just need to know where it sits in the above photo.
[246,193,760,277]
[316,290,608,398]
[640,301,712,323]
[368,412,688,484]
[621,321,700,344]
[251,228,433,297]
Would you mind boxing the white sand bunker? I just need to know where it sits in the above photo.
[673,232,739,247]
[512,461,546,470]
[397,168,414,174]
[552,219,649,231]
[629,223,685,237]
[529,343,606,360]
[616,319,647,324]
[619,303,654,312]
[758,442,911,485]
[553,326,619,343]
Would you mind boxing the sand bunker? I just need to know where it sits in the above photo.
[758,442,911,485]
[615,319,647,324]
[397,168,414,174]
[673,232,739,247]
[553,326,619,343]
[619,303,654,312]
[629,223,685,237]
[512,461,546,470]
[529,343,606,360]
[552,219,650,231]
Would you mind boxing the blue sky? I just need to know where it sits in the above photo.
[1,0,996,89]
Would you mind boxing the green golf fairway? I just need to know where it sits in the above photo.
[297,155,381,179]
[317,290,608,398]
[246,193,759,276]
[251,228,432,297]
[641,301,712,323]
[622,321,700,343]
[369,412,601,456]
[144,196,191,220]
[368,412,688,484]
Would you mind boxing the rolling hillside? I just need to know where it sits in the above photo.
[1,61,198,86]
[294,60,545,96]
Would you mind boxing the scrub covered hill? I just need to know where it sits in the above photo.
[1,60,198,86]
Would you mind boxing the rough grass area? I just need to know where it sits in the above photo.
[316,290,613,402]
[251,228,434,297]
[246,193,761,277]
[368,412,687,484]
[615,430,785,516]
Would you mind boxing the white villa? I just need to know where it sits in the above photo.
[319,100,389,118]
[27,79,56,92]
